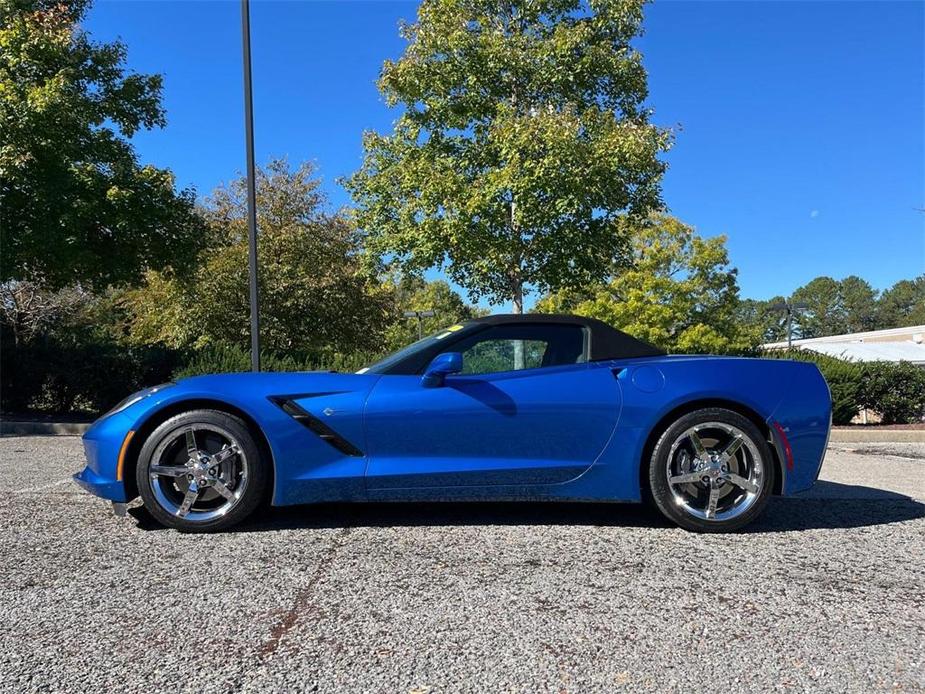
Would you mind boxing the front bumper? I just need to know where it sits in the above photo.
[73,412,134,503]
[73,466,129,502]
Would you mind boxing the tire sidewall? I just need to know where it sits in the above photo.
[648,408,775,533]
[136,409,267,532]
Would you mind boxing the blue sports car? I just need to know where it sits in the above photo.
[75,314,832,533]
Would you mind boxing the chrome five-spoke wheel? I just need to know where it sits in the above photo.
[666,422,763,522]
[648,408,774,532]
[148,424,248,521]
[137,410,268,532]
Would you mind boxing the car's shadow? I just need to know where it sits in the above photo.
[129,481,924,534]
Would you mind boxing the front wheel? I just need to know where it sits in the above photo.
[136,410,268,532]
[648,408,775,533]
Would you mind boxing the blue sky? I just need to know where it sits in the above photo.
[86,0,924,306]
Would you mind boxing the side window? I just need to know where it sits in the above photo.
[461,339,547,374]
[453,324,587,375]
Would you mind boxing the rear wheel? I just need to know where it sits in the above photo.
[136,410,268,532]
[648,408,774,533]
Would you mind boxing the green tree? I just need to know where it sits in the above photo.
[118,160,389,354]
[791,275,880,337]
[791,277,843,337]
[0,0,204,288]
[735,297,788,344]
[535,215,757,353]
[839,275,879,332]
[878,276,925,328]
[383,275,485,350]
[346,0,669,313]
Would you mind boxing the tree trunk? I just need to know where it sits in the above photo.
[511,271,525,369]
[512,284,523,314]
[509,196,525,368]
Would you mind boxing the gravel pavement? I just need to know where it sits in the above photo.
[0,436,923,693]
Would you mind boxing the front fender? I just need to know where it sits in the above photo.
[75,371,382,506]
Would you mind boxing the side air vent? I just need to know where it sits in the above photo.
[269,396,364,457]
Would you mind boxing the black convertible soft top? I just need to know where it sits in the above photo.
[470,314,664,361]
[370,313,664,375]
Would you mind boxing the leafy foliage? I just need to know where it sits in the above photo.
[0,326,181,414]
[461,338,547,374]
[382,275,486,351]
[0,280,91,345]
[860,361,925,425]
[877,276,925,328]
[739,275,924,344]
[0,0,206,288]
[792,275,879,337]
[116,160,391,354]
[346,0,670,311]
[172,342,378,380]
[536,215,757,353]
[734,297,788,343]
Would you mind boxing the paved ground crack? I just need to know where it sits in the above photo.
[259,525,352,660]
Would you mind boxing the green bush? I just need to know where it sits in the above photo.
[172,342,381,380]
[860,361,925,425]
[1,330,183,415]
[1,326,382,416]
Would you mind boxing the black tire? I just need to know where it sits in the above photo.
[647,407,775,533]
[136,409,268,532]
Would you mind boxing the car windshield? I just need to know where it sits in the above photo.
[358,323,470,374]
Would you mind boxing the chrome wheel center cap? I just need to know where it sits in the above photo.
[189,460,215,485]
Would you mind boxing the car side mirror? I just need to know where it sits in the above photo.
[422,352,463,387]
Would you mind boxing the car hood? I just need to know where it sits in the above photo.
[173,370,383,398]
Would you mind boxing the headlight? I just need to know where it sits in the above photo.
[105,383,174,417]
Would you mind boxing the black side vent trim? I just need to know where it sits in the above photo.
[269,396,364,457]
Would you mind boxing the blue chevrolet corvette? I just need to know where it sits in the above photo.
[75,314,831,533]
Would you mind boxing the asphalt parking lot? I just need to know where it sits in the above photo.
[0,436,923,693]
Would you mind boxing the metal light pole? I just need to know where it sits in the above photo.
[770,301,809,347]
[403,310,436,340]
[241,0,260,372]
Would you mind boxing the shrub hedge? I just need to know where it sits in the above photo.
[172,342,380,380]
[1,332,182,415]
[860,360,925,425]
[1,335,381,416]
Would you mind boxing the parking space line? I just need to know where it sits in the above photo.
[10,478,74,494]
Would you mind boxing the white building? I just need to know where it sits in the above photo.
[763,325,925,366]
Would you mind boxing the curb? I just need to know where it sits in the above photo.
[829,429,925,443]
[1,421,92,436]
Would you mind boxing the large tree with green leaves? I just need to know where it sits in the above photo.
[0,0,204,289]
[878,275,925,328]
[535,214,757,353]
[117,160,389,354]
[791,275,879,337]
[347,0,669,313]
